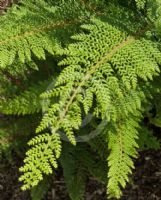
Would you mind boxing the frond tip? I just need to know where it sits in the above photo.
[19,133,61,190]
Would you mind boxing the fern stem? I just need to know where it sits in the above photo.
[58,36,135,124]
[0,20,83,46]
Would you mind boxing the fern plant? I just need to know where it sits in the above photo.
[0,0,161,199]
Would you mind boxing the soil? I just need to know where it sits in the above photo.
[1,149,161,200]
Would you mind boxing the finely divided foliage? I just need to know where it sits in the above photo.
[0,0,161,199]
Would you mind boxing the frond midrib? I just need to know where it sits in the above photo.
[57,36,135,126]
[0,19,83,46]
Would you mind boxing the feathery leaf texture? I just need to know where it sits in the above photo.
[0,79,52,115]
[19,132,61,190]
[0,0,90,68]
[19,14,161,197]
[135,0,146,9]
[107,115,140,198]
[0,0,161,199]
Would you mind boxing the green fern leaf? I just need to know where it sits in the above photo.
[107,116,140,198]
[60,144,87,200]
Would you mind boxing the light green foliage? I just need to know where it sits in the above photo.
[0,0,161,199]
[0,0,90,68]
[19,132,61,190]
[107,115,140,198]
[135,0,146,9]
[24,16,161,197]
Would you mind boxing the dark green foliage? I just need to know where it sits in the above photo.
[31,177,51,200]
[0,0,161,199]
[0,115,37,161]
[60,144,87,200]
[138,126,160,150]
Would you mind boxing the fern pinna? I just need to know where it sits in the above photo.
[0,0,161,199]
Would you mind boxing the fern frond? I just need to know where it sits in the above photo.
[60,143,87,200]
[19,132,61,190]
[135,0,146,9]
[78,144,107,183]
[0,0,91,69]
[20,7,161,197]
[107,115,140,199]
[0,79,51,115]
[38,17,161,131]
[31,177,50,200]
[138,126,160,150]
